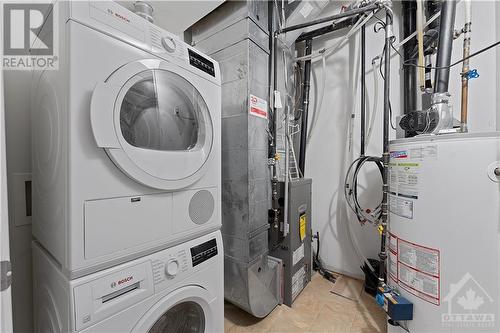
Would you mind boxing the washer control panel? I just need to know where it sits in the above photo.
[190,238,218,267]
[151,237,218,291]
[152,249,189,286]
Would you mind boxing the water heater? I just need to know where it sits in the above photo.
[387,132,500,332]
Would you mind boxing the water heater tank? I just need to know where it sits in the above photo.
[387,132,500,332]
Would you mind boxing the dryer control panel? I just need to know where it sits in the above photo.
[188,50,215,77]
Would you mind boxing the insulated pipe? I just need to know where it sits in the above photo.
[278,3,379,34]
[434,0,457,93]
[298,39,313,175]
[360,26,366,156]
[460,0,472,132]
[133,1,154,23]
[402,1,417,114]
[379,7,393,285]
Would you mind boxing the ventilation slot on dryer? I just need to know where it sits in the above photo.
[102,282,140,304]
[188,190,214,225]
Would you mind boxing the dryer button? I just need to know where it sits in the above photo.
[165,259,179,277]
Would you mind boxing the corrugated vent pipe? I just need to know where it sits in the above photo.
[133,1,154,23]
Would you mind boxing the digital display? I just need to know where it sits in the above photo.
[188,49,215,77]
[190,238,217,267]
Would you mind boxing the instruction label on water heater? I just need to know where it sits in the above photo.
[396,237,440,305]
[388,160,420,199]
[249,94,268,119]
[389,194,414,219]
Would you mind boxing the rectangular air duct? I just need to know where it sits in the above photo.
[187,1,280,318]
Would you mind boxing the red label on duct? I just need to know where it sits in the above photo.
[249,94,268,119]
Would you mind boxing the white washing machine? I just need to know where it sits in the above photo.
[33,230,224,333]
[30,1,221,278]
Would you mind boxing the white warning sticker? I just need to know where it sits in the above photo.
[398,264,440,305]
[396,162,420,199]
[388,163,398,195]
[389,194,414,219]
[398,239,439,276]
[292,265,306,300]
[249,94,268,119]
[409,145,438,161]
[292,243,304,266]
[396,238,440,305]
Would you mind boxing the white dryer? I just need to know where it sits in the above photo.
[31,1,221,278]
[33,231,224,333]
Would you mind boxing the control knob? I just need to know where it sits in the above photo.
[165,259,179,277]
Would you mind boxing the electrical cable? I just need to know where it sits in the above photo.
[403,39,500,69]
[312,232,337,283]
[344,156,383,225]
[365,57,380,148]
[306,54,326,145]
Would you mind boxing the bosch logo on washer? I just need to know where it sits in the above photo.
[111,276,133,288]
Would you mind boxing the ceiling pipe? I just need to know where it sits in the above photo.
[133,1,154,23]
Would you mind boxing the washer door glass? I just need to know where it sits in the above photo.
[148,301,205,333]
[120,69,207,151]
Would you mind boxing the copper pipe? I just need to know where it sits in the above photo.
[460,22,471,133]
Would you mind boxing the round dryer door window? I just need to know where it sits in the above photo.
[148,301,205,333]
[91,59,215,190]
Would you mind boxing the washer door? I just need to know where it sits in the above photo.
[91,59,213,190]
[132,286,214,333]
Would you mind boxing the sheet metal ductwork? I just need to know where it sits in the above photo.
[187,1,280,318]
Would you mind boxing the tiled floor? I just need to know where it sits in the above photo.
[224,273,387,333]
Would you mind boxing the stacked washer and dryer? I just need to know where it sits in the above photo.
[30,1,223,332]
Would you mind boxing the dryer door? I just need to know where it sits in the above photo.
[91,59,214,190]
[132,285,216,333]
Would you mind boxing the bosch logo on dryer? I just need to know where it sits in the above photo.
[111,276,134,288]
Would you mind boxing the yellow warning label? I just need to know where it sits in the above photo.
[299,213,306,241]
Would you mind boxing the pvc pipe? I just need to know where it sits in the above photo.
[416,0,425,90]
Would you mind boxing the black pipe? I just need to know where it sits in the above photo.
[270,3,279,230]
[360,25,366,156]
[379,9,393,284]
[434,0,457,93]
[279,3,379,34]
[268,0,275,157]
[298,39,313,175]
[297,19,354,42]
[401,0,417,114]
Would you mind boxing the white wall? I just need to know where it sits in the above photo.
[306,1,498,278]
[497,0,500,131]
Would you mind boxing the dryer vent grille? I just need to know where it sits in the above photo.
[189,190,214,225]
